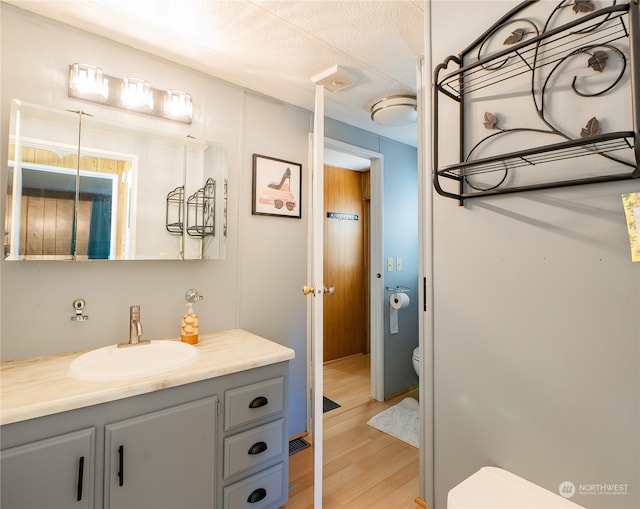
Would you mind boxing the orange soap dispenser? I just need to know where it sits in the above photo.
[181,289,203,345]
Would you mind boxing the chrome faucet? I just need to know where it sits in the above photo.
[118,305,150,348]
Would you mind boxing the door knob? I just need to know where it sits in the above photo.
[324,285,336,296]
[302,285,315,296]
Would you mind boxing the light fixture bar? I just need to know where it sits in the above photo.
[68,63,192,124]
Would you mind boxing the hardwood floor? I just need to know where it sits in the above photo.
[285,354,421,509]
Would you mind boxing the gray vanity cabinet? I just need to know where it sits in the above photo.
[0,360,290,509]
[104,397,217,509]
[220,376,288,509]
[0,427,95,509]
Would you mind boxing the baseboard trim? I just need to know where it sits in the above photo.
[384,385,419,402]
[288,431,310,441]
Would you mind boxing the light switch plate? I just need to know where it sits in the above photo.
[396,257,403,271]
[387,257,394,271]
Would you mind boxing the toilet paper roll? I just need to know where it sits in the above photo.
[389,292,410,334]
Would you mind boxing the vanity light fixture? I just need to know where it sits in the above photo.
[68,63,109,103]
[121,77,154,113]
[163,90,193,123]
[68,63,192,124]
[370,94,417,126]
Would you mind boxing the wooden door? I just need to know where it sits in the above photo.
[323,165,369,362]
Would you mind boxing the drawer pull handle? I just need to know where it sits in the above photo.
[117,445,124,487]
[247,487,267,503]
[249,396,268,409]
[76,456,85,501]
[248,441,268,455]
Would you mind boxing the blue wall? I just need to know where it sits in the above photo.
[380,137,419,396]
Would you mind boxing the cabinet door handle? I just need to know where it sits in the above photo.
[76,456,85,502]
[248,441,268,455]
[249,396,268,409]
[117,445,124,487]
[247,487,267,504]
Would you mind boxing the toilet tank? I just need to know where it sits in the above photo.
[447,467,586,508]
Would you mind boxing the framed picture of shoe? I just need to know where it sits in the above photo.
[252,154,302,218]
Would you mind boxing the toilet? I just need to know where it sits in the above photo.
[447,467,586,508]
[412,347,420,376]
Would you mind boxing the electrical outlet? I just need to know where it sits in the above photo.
[387,257,394,271]
[396,257,403,271]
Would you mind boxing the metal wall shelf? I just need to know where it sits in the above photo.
[433,0,639,203]
[186,178,216,238]
[165,185,184,234]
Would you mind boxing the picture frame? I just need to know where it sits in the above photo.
[252,154,302,218]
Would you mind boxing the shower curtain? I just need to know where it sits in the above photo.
[88,195,112,259]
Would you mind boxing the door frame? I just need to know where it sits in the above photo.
[305,138,385,431]
[308,86,385,508]
[323,137,384,401]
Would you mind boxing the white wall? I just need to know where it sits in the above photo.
[430,2,639,508]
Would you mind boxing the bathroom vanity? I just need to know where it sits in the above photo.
[0,329,295,509]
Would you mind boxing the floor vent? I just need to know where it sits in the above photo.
[289,437,311,455]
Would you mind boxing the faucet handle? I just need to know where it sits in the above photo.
[118,304,147,348]
[185,289,203,303]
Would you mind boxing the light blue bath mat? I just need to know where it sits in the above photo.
[367,397,419,448]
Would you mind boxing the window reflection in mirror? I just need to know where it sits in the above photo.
[5,103,78,260]
[4,99,227,261]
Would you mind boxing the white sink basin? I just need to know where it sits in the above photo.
[68,340,198,381]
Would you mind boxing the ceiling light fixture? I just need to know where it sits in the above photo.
[370,95,417,126]
[68,63,192,124]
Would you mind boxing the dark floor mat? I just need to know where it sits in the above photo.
[323,396,341,413]
[289,437,311,455]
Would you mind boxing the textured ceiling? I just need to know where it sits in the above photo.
[5,0,425,147]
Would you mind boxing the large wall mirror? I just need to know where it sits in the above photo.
[4,99,227,261]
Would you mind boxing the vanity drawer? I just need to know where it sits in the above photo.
[224,418,284,479]
[224,377,284,431]
[223,462,284,509]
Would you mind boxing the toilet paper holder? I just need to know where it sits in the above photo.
[388,287,410,335]
[385,285,411,292]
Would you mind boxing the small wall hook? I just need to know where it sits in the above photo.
[71,298,89,321]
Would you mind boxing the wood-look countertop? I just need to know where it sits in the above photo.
[0,329,295,426]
